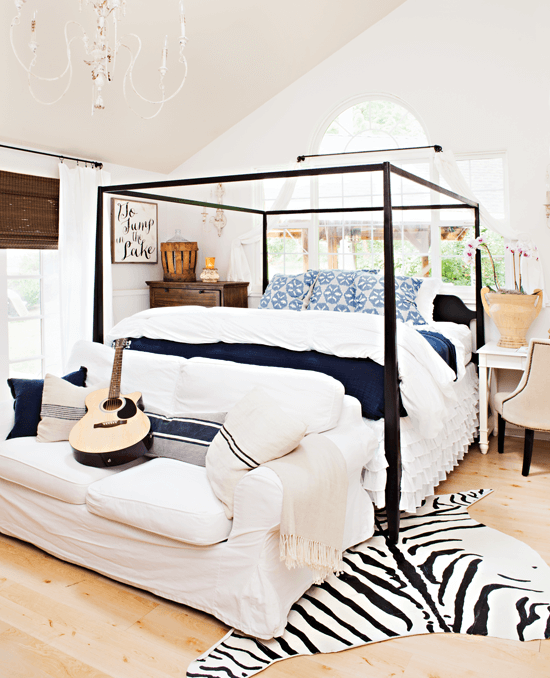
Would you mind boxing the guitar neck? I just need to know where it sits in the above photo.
[108,341,125,400]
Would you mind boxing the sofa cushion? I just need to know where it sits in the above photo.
[0,437,138,504]
[65,340,187,414]
[176,358,344,434]
[146,411,226,466]
[206,387,307,520]
[86,458,233,546]
[7,367,88,440]
[37,374,93,443]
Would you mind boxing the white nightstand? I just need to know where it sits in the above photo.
[477,342,528,454]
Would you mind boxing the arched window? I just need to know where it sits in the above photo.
[265,97,506,293]
[319,99,428,155]
[315,98,434,277]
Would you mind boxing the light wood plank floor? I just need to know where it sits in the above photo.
[0,435,549,678]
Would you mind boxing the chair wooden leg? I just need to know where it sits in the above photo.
[522,429,534,476]
[497,414,506,454]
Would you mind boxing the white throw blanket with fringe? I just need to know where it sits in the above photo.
[264,433,348,584]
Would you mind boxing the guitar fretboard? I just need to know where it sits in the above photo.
[108,339,126,402]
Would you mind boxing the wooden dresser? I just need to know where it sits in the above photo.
[146,281,249,309]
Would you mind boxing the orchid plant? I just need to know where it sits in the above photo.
[463,236,538,294]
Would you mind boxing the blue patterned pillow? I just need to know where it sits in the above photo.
[258,271,318,311]
[354,273,427,325]
[306,270,359,312]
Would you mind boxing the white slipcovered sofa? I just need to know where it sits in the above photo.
[0,340,376,639]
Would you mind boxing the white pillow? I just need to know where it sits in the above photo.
[66,340,186,414]
[206,387,307,519]
[37,374,93,443]
[175,357,344,434]
[416,277,442,323]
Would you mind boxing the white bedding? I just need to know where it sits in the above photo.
[107,306,468,441]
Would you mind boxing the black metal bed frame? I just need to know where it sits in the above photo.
[93,161,483,544]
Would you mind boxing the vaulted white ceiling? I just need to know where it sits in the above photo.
[1,0,406,173]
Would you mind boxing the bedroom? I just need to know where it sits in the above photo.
[0,0,549,676]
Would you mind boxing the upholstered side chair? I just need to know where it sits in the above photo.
[494,338,550,476]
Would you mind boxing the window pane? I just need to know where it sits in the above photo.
[266,227,309,276]
[441,230,471,285]
[9,359,42,379]
[8,318,42,362]
[7,249,40,276]
[441,258,471,285]
[267,229,285,275]
[456,158,505,219]
[481,256,505,290]
[7,278,40,317]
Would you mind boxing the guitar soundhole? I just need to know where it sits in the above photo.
[103,398,123,411]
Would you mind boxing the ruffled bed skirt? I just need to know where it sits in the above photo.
[362,362,479,513]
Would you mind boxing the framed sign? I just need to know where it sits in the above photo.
[111,199,158,264]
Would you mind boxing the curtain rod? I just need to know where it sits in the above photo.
[0,142,103,169]
[297,144,443,163]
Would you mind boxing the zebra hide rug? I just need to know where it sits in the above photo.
[187,490,550,678]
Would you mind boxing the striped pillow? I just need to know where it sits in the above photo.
[206,387,307,519]
[37,374,92,443]
[146,411,226,466]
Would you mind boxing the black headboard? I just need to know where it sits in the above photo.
[433,294,476,327]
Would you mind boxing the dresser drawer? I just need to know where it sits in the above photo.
[151,287,221,308]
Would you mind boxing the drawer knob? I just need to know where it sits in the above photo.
[199,289,205,294]
[164,288,169,293]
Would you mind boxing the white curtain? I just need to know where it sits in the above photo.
[435,149,545,297]
[58,163,111,369]
[227,168,300,292]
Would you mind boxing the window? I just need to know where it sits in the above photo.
[264,176,311,276]
[265,98,507,295]
[1,249,61,384]
[0,171,62,395]
[439,156,506,292]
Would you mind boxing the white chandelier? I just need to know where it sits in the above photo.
[10,0,188,119]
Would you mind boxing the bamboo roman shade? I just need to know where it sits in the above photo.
[0,170,60,249]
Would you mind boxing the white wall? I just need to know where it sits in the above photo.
[170,0,550,336]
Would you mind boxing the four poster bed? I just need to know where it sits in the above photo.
[93,159,484,544]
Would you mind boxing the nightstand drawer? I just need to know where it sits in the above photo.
[152,287,221,308]
[146,280,248,310]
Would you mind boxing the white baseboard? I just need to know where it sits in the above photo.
[505,423,550,441]
[112,289,149,297]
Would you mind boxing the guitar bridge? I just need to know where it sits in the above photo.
[93,420,127,429]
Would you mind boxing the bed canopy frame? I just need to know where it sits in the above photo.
[93,157,483,543]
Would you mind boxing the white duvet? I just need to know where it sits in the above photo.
[107,306,470,440]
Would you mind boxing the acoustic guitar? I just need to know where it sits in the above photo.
[70,338,152,468]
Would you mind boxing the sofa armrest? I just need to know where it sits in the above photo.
[0,400,15,441]
[321,395,378,480]
[230,466,283,540]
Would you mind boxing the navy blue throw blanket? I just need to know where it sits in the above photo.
[127,330,456,421]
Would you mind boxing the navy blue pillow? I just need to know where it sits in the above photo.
[7,366,88,440]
